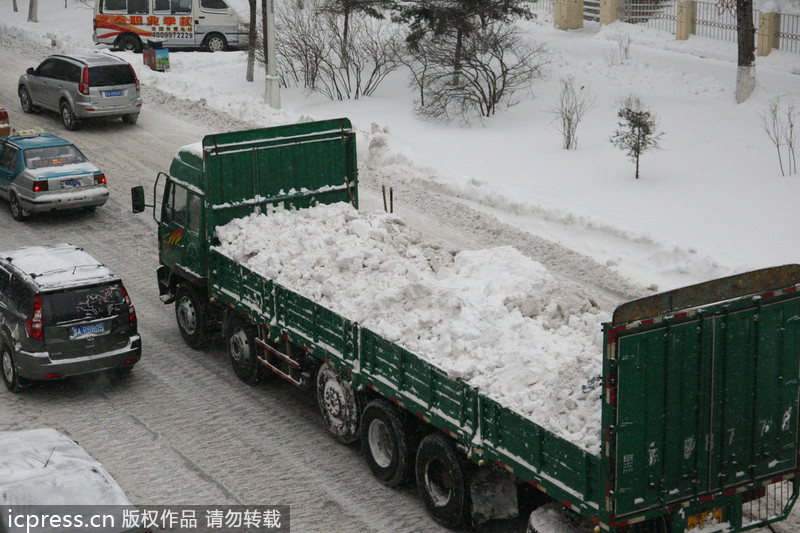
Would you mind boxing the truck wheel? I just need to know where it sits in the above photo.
[60,101,80,131]
[175,284,208,349]
[361,400,413,488]
[226,317,264,385]
[9,192,28,221]
[1,345,25,393]
[415,433,471,529]
[316,363,361,444]
[527,502,595,533]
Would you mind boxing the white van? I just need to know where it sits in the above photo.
[93,0,246,53]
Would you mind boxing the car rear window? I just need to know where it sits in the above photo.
[88,65,135,87]
[24,144,87,169]
[43,282,125,325]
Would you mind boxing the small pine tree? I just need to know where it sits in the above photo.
[609,95,663,179]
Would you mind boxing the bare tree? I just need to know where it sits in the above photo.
[761,96,798,176]
[413,24,548,122]
[267,0,403,99]
[552,76,595,150]
[605,33,631,66]
[735,0,756,103]
[13,0,19,12]
[609,95,664,179]
[28,0,39,22]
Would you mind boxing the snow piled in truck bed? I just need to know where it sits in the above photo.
[215,203,608,454]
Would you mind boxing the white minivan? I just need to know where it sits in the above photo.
[93,0,246,53]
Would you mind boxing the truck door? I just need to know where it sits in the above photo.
[159,180,204,275]
[613,301,800,517]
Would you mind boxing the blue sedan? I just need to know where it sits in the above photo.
[0,131,108,221]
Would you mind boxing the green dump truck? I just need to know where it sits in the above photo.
[132,118,800,532]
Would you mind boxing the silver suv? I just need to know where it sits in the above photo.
[18,53,142,131]
[0,244,141,392]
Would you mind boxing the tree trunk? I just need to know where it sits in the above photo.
[735,0,755,103]
[246,0,257,82]
[261,0,268,72]
[453,26,463,85]
[13,0,18,12]
[28,0,38,22]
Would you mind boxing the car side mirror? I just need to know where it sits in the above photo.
[131,186,145,213]
[26,68,35,75]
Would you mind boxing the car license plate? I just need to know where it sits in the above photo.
[61,179,82,189]
[687,508,723,530]
[105,89,124,97]
[71,323,105,339]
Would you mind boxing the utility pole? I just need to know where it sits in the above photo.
[264,0,281,108]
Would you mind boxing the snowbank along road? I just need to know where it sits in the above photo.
[0,30,797,533]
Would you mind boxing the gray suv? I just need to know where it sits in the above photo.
[18,53,142,131]
[0,244,141,392]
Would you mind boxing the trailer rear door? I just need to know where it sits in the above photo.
[613,296,800,517]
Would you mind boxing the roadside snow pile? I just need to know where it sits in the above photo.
[215,203,608,454]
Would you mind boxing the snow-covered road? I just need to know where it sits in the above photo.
[0,28,797,533]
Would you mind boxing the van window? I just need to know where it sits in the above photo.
[43,283,125,324]
[102,0,147,13]
[103,0,127,12]
[88,64,135,87]
[200,0,229,11]
[156,0,191,13]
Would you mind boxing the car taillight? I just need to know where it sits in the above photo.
[130,64,140,91]
[26,294,44,341]
[33,180,48,192]
[120,283,137,326]
[79,66,90,95]
[94,173,106,185]
[0,110,8,121]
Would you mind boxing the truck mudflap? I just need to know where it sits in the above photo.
[157,265,173,303]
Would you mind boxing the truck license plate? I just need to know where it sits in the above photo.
[61,179,81,189]
[687,508,723,530]
[71,323,105,339]
[105,89,123,97]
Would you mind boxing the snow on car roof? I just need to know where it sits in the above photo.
[0,428,132,505]
[3,132,73,150]
[1,243,117,290]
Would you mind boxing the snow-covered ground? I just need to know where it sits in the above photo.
[4,0,800,294]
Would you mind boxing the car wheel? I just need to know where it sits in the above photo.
[205,33,227,52]
[9,192,28,221]
[1,345,25,393]
[118,34,142,53]
[19,86,35,114]
[121,114,139,125]
[60,101,80,131]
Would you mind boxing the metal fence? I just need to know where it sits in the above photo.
[618,0,677,31]
[693,0,746,43]
[779,12,800,53]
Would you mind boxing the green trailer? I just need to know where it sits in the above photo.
[131,119,800,532]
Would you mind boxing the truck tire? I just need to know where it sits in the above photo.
[361,400,413,487]
[175,283,208,349]
[526,502,595,533]
[316,363,361,444]
[1,344,25,393]
[415,432,471,529]
[226,316,264,385]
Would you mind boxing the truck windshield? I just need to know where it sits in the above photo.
[43,283,125,324]
[24,145,87,169]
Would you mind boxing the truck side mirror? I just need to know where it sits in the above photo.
[131,186,145,213]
